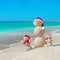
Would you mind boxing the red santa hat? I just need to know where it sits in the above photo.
[36,17,42,21]
[34,17,42,22]
[24,35,30,39]
[45,34,52,40]
[33,17,43,24]
[47,34,52,37]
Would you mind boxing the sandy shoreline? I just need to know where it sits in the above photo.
[0,33,60,60]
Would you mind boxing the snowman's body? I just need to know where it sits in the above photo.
[34,26,44,37]
[33,17,45,48]
[34,37,45,47]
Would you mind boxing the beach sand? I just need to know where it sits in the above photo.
[0,33,60,60]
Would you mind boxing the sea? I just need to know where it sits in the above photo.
[0,21,60,50]
[0,21,60,31]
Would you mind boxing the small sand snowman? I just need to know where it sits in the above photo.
[23,35,32,50]
[33,17,45,48]
[45,34,53,46]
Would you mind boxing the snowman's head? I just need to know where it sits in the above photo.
[33,17,43,26]
[45,34,52,41]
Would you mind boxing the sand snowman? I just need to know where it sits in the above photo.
[33,17,45,48]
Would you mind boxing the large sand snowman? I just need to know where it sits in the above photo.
[33,17,45,48]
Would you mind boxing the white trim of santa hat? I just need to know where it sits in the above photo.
[24,35,30,40]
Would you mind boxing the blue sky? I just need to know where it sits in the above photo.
[0,0,60,21]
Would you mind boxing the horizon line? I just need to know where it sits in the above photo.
[0,20,60,22]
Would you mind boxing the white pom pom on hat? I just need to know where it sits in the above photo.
[41,23,44,29]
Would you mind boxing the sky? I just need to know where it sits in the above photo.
[0,0,60,21]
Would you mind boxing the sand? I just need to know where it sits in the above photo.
[0,33,60,60]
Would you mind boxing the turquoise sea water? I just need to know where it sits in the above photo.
[0,21,60,31]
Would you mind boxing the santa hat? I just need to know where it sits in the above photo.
[47,34,52,37]
[24,35,30,39]
[41,23,44,29]
[36,17,42,21]
[33,17,43,24]
[45,34,52,40]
